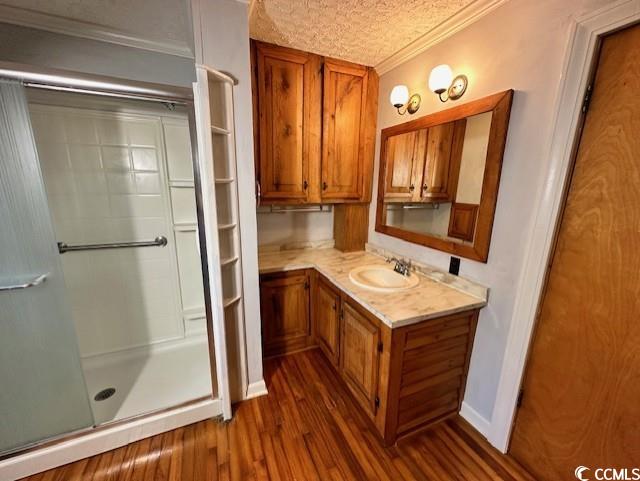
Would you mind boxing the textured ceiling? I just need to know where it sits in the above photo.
[249,0,477,66]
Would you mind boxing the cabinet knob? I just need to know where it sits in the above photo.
[409,184,415,191]
[322,181,328,190]
[423,184,428,190]
[303,180,308,190]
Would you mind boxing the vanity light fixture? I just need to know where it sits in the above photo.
[428,64,468,102]
[389,84,421,115]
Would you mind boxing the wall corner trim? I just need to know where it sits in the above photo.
[245,380,268,400]
[374,0,509,75]
[459,402,491,437]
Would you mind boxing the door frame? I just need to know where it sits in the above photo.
[0,61,232,470]
[489,0,640,452]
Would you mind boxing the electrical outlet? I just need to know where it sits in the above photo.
[449,257,460,275]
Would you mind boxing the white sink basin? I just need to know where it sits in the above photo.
[349,264,420,292]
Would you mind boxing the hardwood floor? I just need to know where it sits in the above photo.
[22,349,533,480]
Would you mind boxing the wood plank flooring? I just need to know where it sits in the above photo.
[22,349,534,480]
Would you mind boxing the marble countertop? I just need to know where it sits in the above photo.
[258,248,487,329]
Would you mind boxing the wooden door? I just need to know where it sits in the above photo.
[255,43,319,202]
[259,270,311,357]
[340,299,380,415]
[509,25,640,480]
[421,120,466,202]
[383,130,427,202]
[314,275,340,365]
[321,59,368,200]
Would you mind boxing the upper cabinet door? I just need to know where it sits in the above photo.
[321,60,370,200]
[383,130,428,202]
[255,43,320,202]
[421,119,466,202]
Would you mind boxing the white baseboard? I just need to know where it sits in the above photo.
[459,401,491,438]
[0,398,221,481]
[245,379,268,400]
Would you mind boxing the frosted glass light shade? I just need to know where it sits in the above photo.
[389,85,409,107]
[428,64,453,93]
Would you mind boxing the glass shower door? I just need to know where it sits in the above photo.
[0,80,94,454]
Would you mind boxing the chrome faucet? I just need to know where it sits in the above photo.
[386,257,412,276]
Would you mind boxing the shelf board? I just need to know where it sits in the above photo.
[215,178,235,184]
[223,295,242,308]
[169,180,195,188]
[173,223,198,233]
[202,66,236,85]
[217,222,237,231]
[211,126,231,135]
[220,256,239,267]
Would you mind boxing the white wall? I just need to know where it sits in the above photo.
[191,0,265,398]
[257,210,334,246]
[0,22,195,87]
[369,0,617,426]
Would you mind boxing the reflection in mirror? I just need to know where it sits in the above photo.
[375,90,513,262]
[384,112,492,245]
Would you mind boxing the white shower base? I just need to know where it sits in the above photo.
[81,335,213,425]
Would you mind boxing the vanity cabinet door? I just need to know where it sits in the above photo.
[254,42,321,203]
[340,299,381,416]
[314,275,341,365]
[421,120,466,202]
[260,270,311,357]
[321,59,371,201]
[383,130,428,202]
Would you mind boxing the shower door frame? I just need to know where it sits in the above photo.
[0,61,232,462]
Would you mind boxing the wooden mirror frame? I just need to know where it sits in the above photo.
[375,90,513,262]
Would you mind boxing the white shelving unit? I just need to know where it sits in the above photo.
[193,65,247,420]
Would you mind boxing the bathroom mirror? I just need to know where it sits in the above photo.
[375,90,513,262]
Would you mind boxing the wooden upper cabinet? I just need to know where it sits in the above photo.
[314,275,341,365]
[421,119,466,202]
[321,59,370,200]
[254,42,321,202]
[379,119,466,204]
[259,270,311,357]
[251,41,377,205]
[383,130,428,202]
[340,299,381,416]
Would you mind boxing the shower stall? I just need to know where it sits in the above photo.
[0,63,236,467]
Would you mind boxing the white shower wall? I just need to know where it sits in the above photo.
[30,105,206,356]
[29,100,213,422]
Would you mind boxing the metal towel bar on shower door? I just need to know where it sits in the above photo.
[57,236,168,254]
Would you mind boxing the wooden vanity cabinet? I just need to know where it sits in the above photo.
[340,298,381,417]
[313,274,341,365]
[259,268,479,444]
[376,310,479,444]
[251,41,378,204]
[259,269,313,357]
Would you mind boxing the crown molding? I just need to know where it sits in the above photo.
[0,4,194,58]
[374,0,510,75]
